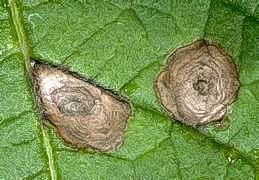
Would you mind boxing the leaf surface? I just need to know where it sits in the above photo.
[0,0,258,179]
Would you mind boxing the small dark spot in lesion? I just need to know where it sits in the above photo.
[193,79,211,96]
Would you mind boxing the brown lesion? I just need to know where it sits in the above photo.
[155,39,240,127]
[30,60,132,152]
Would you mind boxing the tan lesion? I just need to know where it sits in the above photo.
[155,39,240,127]
[30,61,132,152]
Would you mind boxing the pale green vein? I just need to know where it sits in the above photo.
[203,0,212,37]
[9,0,31,71]
[41,126,58,180]
[8,1,58,179]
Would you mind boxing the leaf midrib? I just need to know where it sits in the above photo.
[8,0,58,179]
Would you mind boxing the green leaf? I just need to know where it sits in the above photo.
[0,0,258,179]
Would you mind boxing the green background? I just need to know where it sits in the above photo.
[0,0,258,179]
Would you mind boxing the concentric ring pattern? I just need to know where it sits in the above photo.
[155,40,240,126]
[31,62,131,152]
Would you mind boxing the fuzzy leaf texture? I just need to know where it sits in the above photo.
[0,0,258,179]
